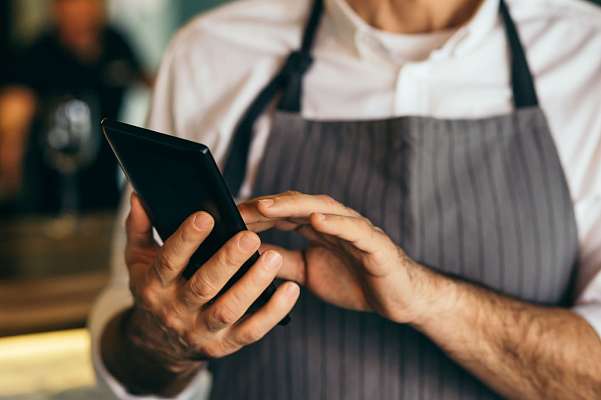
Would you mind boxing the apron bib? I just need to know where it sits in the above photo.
[212,1,579,398]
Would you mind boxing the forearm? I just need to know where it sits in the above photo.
[100,308,203,397]
[412,266,601,399]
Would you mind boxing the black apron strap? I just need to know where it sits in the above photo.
[499,0,539,108]
[223,0,324,196]
[223,0,539,196]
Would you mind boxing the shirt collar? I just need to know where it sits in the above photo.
[325,0,500,63]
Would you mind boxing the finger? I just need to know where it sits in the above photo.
[182,231,261,307]
[294,224,341,247]
[238,193,287,226]
[241,197,312,232]
[256,192,360,219]
[230,282,300,346]
[203,250,282,332]
[248,217,337,247]
[310,213,396,275]
[245,218,303,233]
[238,200,272,227]
[125,193,155,249]
[260,244,306,284]
[152,211,215,286]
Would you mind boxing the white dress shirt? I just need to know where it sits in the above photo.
[89,0,601,398]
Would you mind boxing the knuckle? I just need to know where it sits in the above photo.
[365,225,377,242]
[209,303,238,329]
[376,227,390,243]
[157,251,177,273]
[249,269,268,287]
[227,287,248,312]
[238,327,264,344]
[161,312,183,333]
[197,343,223,359]
[220,244,243,266]
[187,275,215,302]
[318,194,337,205]
[179,225,192,244]
[182,331,198,348]
[361,217,374,230]
[136,284,157,309]
[346,206,361,217]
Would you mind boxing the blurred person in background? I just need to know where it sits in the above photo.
[92,0,601,399]
[0,0,148,215]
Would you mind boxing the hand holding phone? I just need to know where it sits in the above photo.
[123,193,299,357]
[100,120,297,372]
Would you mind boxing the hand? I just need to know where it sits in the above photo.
[123,193,300,372]
[240,191,438,324]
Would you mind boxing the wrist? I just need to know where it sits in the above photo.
[400,259,461,330]
[101,307,202,396]
[125,306,204,374]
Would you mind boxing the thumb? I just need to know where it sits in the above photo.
[260,243,306,285]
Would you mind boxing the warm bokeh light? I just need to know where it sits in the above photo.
[0,330,94,397]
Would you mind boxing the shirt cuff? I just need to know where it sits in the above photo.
[572,303,601,339]
[89,288,212,399]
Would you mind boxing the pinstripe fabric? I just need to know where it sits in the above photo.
[208,106,579,400]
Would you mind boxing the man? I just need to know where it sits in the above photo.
[91,0,601,398]
[0,0,146,214]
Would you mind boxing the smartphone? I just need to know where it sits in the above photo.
[101,119,289,325]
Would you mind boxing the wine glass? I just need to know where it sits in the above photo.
[41,96,100,236]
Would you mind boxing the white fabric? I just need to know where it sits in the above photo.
[90,0,601,398]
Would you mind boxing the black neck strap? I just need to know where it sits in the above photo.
[499,0,539,108]
[222,0,324,195]
[223,0,538,196]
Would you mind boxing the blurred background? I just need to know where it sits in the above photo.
[0,1,227,398]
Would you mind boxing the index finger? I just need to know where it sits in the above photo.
[152,210,215,286]
[253,192,360,220]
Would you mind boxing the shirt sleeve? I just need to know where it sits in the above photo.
[572,195,601,337]
[88,37,212,399]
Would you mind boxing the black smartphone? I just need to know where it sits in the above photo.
[101,119,289,325]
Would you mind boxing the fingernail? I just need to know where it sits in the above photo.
[259,199,274,208]
[239,233,259,251]
[264,251,282,270]
[286,283,300,296]
[313,213,325,222]
[193,213,210,230]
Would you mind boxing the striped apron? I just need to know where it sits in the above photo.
[212,0,579,398]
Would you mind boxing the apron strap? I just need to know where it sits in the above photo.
[223,0,539,196]
[223,0,324,196]
[499,0,539,108]
[279,0,324,112]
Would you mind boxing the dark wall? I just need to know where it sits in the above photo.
[0,0,14,85]
[178,0,230,25]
